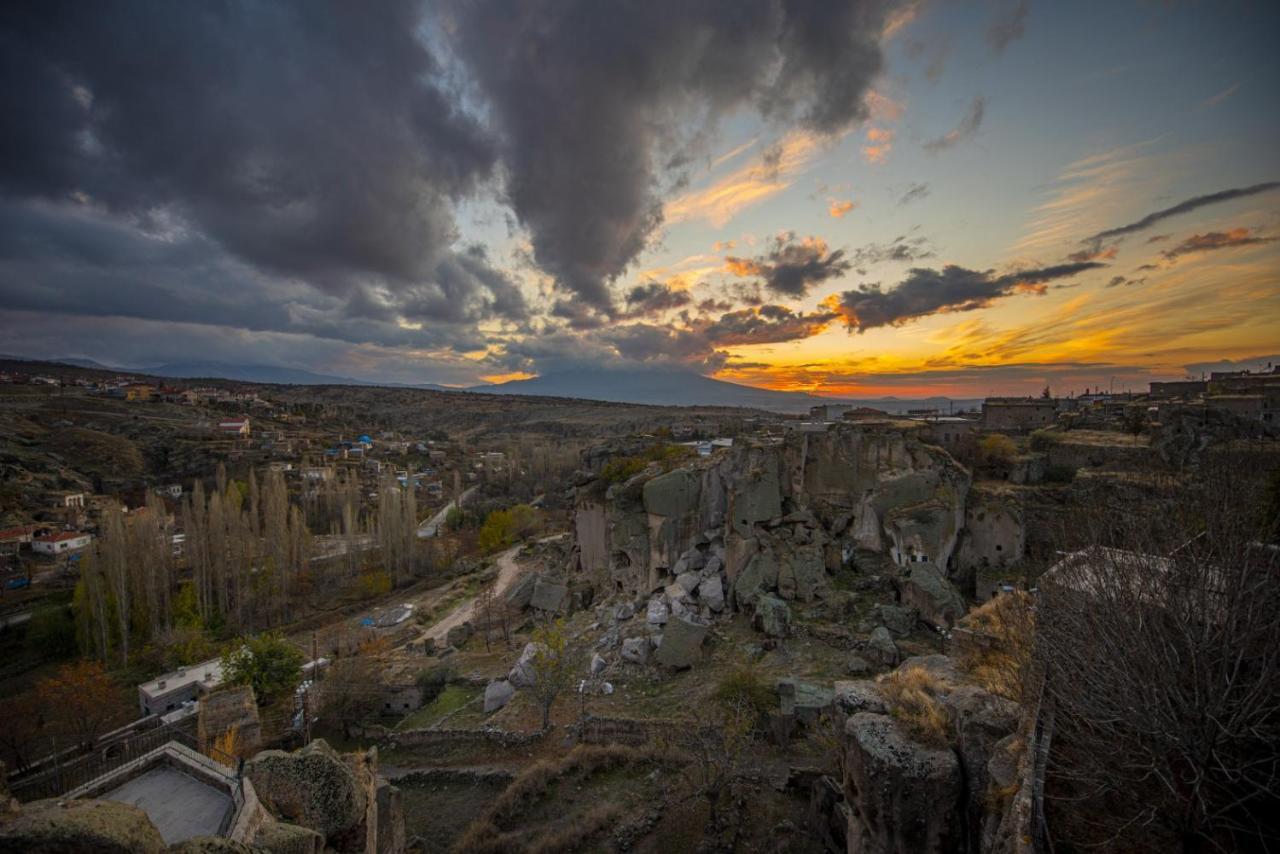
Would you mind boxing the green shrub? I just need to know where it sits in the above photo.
[713,660,775,720]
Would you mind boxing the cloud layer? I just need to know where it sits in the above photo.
[830,261,1105,331]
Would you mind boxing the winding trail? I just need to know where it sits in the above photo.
[419,532,567,645]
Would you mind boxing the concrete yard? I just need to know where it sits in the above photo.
[103,767,233,844]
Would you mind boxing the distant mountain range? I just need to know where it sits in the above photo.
[144,362,452,390]
[466,368,981,414]
[0,355,451,390]
[2,355,981,413]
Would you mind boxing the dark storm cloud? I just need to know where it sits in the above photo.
[1,1,497,292]
[923,96,986,153]
[621,282,694,318]
[1083,182,1280,245]
[703,304,838,346]
[832,261,1104,331]
[441,0,896,310]
[725,234,852,298]
[0,200,516,351]
[986,0,1029,54]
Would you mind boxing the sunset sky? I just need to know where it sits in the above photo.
[2,0,1278,397]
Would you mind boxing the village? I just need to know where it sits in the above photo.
[1,358,1277,853]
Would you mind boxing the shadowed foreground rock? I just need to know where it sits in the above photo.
[0,797,166,853]
[245,740,367,841]
[844,713,963,854]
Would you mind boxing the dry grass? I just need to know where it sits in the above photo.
[956,592,1035,702]
[875,664,952,746]
[526,803,624,854]
[451,743,663,853]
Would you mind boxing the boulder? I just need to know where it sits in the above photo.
[614,602,635,621]
[646,598,669,626]
[702,554,723,578]
[503,572,539,609]
[900,563,965,628]
[843,713,964,854]
[675,572,700,594]
[0,798,166,854]
[254,820,324,854]
[508,642,546,688]
[778,679,835,725]
[864,626,900,667]
[529,578,568,613]
[589,653,608,676]
[483,680,515,713]
[734,550,779,609]
[845,654,873,676]
[776,542,827,602]
[445,622,472,649]
[654,613,709,668]
[700,575,726,612]
[753,594,791,638]
[833,681,887,716]
[621,636,649,664]
[874,604,918,638]
[244,740,366,840]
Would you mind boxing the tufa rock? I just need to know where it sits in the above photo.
[654,613,709,669]
[900,563,965,629]
[753,594,791,638]
[445,622,473,649]
[874,604,918,638]
[0,798,166,854]
[844,713,963,854]
[621,636,650,664]
[529,578,568,613]
[483,680,515,713]
[700,574,726,612]
[864,627,901,667]
[253,819,324,854]
[245,740,366,840]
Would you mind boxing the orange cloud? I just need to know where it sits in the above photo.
[828,199,857,218]
[665,131,828,226]
[861,127,894,164]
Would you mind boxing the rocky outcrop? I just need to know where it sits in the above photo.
[956,488,1025,597]
[844,713,963,854]
[572,424,971,627]
[245,740,366,843]
[900,562,966,628]
[0,797,166,853]
[837,657,1025,854]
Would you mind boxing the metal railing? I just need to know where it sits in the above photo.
[9,721,237,803]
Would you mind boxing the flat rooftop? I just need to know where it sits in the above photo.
[102,767,232,844]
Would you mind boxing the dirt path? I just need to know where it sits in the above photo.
[422,543,525,644]
[420,532,566,644]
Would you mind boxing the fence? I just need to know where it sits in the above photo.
[9,720,232,803]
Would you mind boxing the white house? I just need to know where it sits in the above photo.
[32,531,93,555]
[136,657,224,716]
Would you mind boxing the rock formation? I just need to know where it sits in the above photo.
[571,423,972,630]
[835,657,1025,854]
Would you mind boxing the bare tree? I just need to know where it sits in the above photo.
[669,696,756,834]
[1037,453,1280,853]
